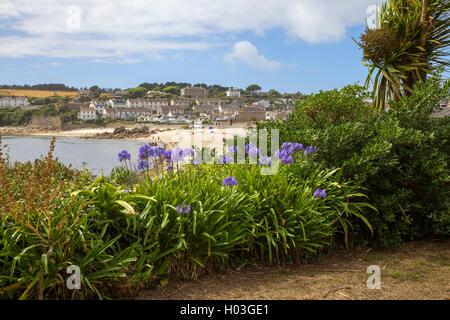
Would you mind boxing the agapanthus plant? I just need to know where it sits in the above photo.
[176,203,192,215]
[314,188,327,199]
[222,176,238,186]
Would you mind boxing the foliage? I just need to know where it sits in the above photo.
[0,138,373,299]
[126,87,147,99]
[357,0,450,111]
[265,75,450,246]
[287,84,371,128]
[0,108,33,126]
[246,84,262,93]
[162,86,181,96]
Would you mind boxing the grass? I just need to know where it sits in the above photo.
[0,89,77,98]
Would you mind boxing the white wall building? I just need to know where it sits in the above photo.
[89,100,107,113]
[127,98,169,109]
[107,99,127,109]
[0,97,29,108]
[114,108,154,120]
[252,99,270,109]
[226,88,241,97]
[78,107,98,121]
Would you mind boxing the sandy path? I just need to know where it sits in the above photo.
[137,241,450,300]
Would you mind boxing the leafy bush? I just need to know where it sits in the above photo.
[0,140,373,299]
[0,108,34,126]
[266,76,450,246]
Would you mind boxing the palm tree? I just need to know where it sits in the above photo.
[357,0,449,112]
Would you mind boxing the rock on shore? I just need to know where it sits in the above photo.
[87,126,158,139]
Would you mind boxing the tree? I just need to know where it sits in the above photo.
[193,83,208,88]
[99,93,112,101]
[127,87,147,99]
[163,86,181,96]
[268,89,281,97]
[246,84,262,94]
[290,85,370,128]
[357,0,450,112]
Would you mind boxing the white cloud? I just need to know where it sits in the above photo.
[224,41,280,71]
[0,0,381,59]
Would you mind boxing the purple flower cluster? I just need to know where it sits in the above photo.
[278,142,302,164]
[304,146,317,156]
[220,154,234,164]
[176,203,192,215]
[227,146,238,154]
[276,142,316,164]
[259,156,272,166]
[135,145,195,172]
[313,188,327,199]
[139,145,168,160]
[222,176,238,186]
[118,150,131,162]
[170,148,195,163]
[245,144,259,157]
[137,160,149,171]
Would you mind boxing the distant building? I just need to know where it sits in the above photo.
[181,86,209,98]
[112,89,127,98]
[162,104,186,116]
[107,99,127,109]
[170,98,193,109]
[78,107,98,121]
[226,88,241,98]
[127,98,168,110]
[432,100,450,117]
[89,100,107,113]
[235,106,266,122]
[196,98,228,107]
[0,96,29,108]
[113,108,154,121]
[252,99,270,109]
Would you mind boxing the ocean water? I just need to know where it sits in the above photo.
[1,136,147,175]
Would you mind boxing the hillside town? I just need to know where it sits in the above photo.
[77,86,296,124]
[0,85,299,126]
[1,82,449,133]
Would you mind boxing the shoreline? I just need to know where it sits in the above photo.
[0,125,250,148]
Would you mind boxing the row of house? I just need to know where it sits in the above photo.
[179,86,243,98]
[78,99,290,123]
[77,93,298,123]
[0,97,29,108]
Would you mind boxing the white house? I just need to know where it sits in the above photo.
[0,96,29,108]
[89,100,107,113]
[107,99,127,109]
[127,98,168,109]
[226,88,241,98]
[113,108,154,121]
[170,98,192,109]
[78,107,98,121]
[252,99,270,109]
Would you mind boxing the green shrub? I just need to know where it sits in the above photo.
[266,75,450,246]
[0,146,373,299]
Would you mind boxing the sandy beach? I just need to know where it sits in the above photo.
[0,124,251,149]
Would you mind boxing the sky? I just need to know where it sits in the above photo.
[0,0,383,93]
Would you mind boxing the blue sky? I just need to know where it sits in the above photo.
[0,0,380,93]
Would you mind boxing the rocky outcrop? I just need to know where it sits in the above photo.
[29,115,62,130]
[88,126,157,139]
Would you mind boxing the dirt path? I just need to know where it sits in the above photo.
[138,241,450,300]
